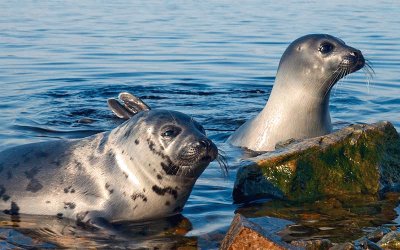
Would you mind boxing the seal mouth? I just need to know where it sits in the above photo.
[339,50,365,74]
[170,140,218,178]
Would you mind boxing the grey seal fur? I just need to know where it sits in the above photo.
[228,34,365,151]
[0,109,217,223]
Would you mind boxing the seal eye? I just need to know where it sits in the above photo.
[319,43,334,54]
[162,130,176,137]
[161,127,181,138]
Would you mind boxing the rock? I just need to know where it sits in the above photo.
[220,213,299,250]
[233,121,400,203]
[329,242,355,250]
[354,237,382,249]
[291,239,332,250]
[366,227,392,242]
[377,231,400,249]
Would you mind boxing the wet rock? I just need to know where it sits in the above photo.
[377,231,400,249]
[233,121,400,203]
[329,242,355,250]
[366,227,392,242]
[354,237,382,249]
[220,213,299,250]
[291,239,332,250]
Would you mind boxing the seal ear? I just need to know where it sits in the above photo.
[108,92,151,119]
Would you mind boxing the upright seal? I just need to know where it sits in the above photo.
[228,34,366,151]
[0,110,218,224]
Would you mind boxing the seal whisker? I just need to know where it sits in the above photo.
[327,67,343,97]
[363,60,375,93]
[216,152,229,177]
[322,67,343,98]
[365,59,375,75]
[315,70,336,96]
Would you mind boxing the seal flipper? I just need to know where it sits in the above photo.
[108,92,152,120]
[76,210,115,231]
[119,92,151,112]
[107,99,134,119]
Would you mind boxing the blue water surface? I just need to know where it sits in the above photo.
[0,0,399,248]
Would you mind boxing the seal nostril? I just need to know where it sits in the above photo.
[350,50,362,60]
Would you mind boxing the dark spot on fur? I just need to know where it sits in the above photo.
[24,167,39,179]
[35,152,49,158]
[74,160,83,170]
[157,174,163,180]
[145,139,179,175]
[105,183,114,194]
[148,140,155,151]
[0,186,12,209]
[107,150,115,158]
[134,139,140,145]
[64,202,76,209]
[64,186,75,194]
[131,193,147,202]
[52,160,61,166]
[24,167,43,192]
[98,135,108,153]
[173,206,182,213]
[3,202,20,215]
[57,213,63,219]
[46,201,51,204]
[6,170,12,180]
[0,186,6,197]
[122,150,125,154]
[152,185,178,199]
[123,172,128,178]
[2,195,10,202]
[165,201,170,206]
[161,162,180,175]
[26,179,43,192]
[160,146,164,151]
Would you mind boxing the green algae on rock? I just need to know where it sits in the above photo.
[233,121,400,203]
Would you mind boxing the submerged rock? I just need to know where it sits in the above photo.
[233,121,400,203]
[290,239,332,250]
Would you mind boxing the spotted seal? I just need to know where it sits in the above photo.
[0,109,217,223]
[228,34,366,151]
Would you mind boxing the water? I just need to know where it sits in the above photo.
[1,0,399,248]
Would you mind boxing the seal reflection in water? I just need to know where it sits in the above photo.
[0,110,218,224]
[228,34,367,151]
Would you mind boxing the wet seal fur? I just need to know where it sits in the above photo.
[0,110,217,224]
[228,34,366,151]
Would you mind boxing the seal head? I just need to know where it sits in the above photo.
[228,34,365,151]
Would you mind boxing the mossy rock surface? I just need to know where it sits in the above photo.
[233,121,400,203]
